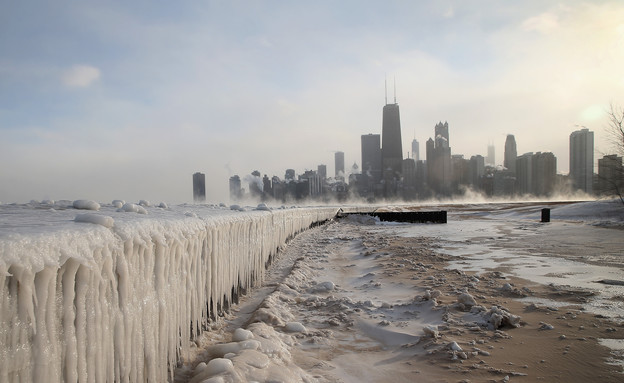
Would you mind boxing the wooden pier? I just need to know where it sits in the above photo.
[337,209,447,223]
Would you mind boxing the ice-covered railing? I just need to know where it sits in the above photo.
[0,202,338,382]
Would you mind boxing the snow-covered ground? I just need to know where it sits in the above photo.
[2,199,623,382]
[173,199,624,382]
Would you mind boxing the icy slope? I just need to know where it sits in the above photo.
[0,202,337,382]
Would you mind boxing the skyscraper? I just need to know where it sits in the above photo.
[361,134,382,182]
[434,121,449,148]
[317,164,327,180]
[486,144,495,166]
[411,139,419,161]
[381,103,403,176]
[335,151,345,178]
[570,128,594,194]
[426,123,452,196]
[598,155,624,196]
[193,172,206,202]
[534,152,557,196]
[504,135,517,174]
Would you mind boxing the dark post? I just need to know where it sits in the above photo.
[541,208,550,223]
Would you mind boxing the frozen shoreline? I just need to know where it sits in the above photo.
[177,200,624,382]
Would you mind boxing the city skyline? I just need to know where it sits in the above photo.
[1,1,623,203]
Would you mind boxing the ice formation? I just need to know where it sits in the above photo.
[0,203,337,381]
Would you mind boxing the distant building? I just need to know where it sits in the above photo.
[515,152,557,196]
[516,153,533,195]
[451,154,470,192]
[504,135,517,174]
[411,139,420,161]
[248,170,263,198]
[426,122,452,196]
[435,121,449,148]
[193,172,206,202]
[285,169,296,181]
[361,134,382,185]
[299,170,322,198]
[469,155,485,189]
[570,128,594,194]
[402,158,417,200]
[486,144,495,166]
[335,151,345,178]
[229,175,242,200]
[262,174,272,200]
[317,164,327,180]
[381,103,403,178]
[598,154,624,196]
[533,152,557,196]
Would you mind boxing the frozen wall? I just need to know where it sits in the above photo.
[0,205,338,382]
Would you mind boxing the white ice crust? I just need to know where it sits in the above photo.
[0,202,337,382]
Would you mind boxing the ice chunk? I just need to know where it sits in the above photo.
[284,322,307,333]
[423,325,439,338]
[233,328,254,342]
[205,358,233,375]
[448,341,463,351]
[457,292,477,307]
[72,199,100,211]
[117,203,148,214]
[138,200,150,207]
[74,213,114,228]
[112,200,124,208]
[230,205,245,211]
[157,202,168,209]
[311,281,335,293]
[256,203,270,211]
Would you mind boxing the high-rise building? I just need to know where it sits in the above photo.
[598,155,624,196]
[193,172,206,202]
[229,175,241,200]
[335,151,345,178]
[434,122,449,148]
[381,103,403,177]
[469,155,485,188]
[515,152,557,196]
[411,139,420,161]
[361,134,382,182]
[533,152,557,196]
[426,122,452,196]
[486,144,495,166]
[317,164,327,180]
[504,135,517,174]
[570,128,594,194]
[516,153,533,195]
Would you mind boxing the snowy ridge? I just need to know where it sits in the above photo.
[0,204,337,382]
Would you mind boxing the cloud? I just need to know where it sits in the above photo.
[521,12,559,34]
[62,65,101,88]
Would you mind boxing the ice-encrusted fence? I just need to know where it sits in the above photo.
[0,206,338,382]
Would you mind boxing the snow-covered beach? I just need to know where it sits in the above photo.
[1,199,624,382]
[174,200,624,382]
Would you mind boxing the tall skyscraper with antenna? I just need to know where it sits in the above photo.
[411,138,419,161]
[381,78,403,177]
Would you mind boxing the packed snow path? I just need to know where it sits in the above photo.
[0,202,337,382]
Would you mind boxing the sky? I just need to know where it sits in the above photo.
[1,0,623,204]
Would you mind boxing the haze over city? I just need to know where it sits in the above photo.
[2,1,623,203]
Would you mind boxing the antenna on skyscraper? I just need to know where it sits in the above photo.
[394,76,397,104]
[384,75,388,105]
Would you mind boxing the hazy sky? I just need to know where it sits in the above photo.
[2,1,623,204]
